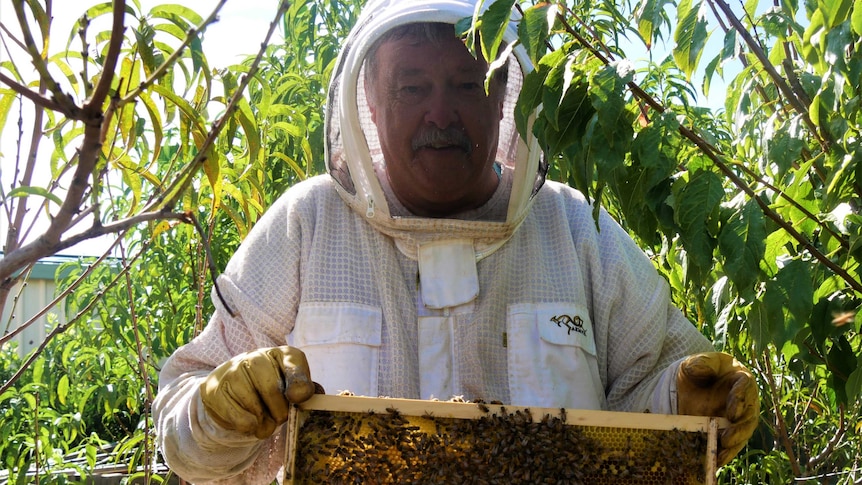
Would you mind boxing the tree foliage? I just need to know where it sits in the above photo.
[470,0,862,482]
[0,0,860,483]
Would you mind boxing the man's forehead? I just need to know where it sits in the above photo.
[377,35,489,73]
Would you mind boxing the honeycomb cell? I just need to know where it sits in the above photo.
[287,398,713,485]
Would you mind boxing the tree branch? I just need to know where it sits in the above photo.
[0,242,147,395]
[84,0,126,117]
[760,349,803,477]
[0,209,189,283]
[11,0,80,118]
[555,10,862,294]
[0,72,65,112]
[708,0,829,152]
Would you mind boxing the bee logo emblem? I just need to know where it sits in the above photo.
[550,314,586,336]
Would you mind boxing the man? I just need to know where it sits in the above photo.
[153,1,759,483]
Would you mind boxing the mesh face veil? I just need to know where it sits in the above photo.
[325,0,547,262]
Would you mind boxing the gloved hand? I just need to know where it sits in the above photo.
[200,346,315,439]
[677,352,759,466]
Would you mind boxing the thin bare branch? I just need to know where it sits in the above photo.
[11,0,80,117]
[555,10,862,294]
[0,242,118,348]
[84,0,126,116]
[709,0,829,152]
[0,72,66,113]
[0,19,28,51]
[0,242,147,395]
[760,350,803,477]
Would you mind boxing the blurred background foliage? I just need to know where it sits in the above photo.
[0,0,860,483]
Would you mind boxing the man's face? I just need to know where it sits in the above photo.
[367,32,505,218]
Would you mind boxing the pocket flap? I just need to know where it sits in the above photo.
[293,303,382,346]
[536,305,596,356]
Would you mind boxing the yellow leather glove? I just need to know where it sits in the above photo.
[200,346,315,439]
[677,352,760,466]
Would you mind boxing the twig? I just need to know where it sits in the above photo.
[0,242,147,395]
[0,238,120,348]
[0,210,187,282]
[84,0,125,119]
[11,0,80,117]
[0,72,66,112]
[186,213,235,317]
[554,9,862,294]
[709,0,828,151]
[761,349,803,477]
[807,405,845,469]
[117,237,152,483]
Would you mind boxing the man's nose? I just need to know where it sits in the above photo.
[424,88,459,128]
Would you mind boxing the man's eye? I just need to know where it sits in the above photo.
[401,86,422,94]
[461,82,481,90]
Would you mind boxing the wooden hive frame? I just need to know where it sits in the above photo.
[285,394,728,484]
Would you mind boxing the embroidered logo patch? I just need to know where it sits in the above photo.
[550,314,586,336]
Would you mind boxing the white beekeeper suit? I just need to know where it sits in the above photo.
[153,0,713,483]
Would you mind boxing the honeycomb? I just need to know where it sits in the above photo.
[284,395,721,485]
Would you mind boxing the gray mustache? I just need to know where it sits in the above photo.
[411,127,472,153]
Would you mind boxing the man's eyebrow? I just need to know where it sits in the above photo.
[394,65,487,79]
[394,68,425,78]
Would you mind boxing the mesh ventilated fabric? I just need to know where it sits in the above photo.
[152,1,713,483]
[153,176,712,484]
[326,0,547,257]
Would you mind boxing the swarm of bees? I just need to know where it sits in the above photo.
[290,399,709,484]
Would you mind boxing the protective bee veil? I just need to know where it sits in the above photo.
[325,0,547,261]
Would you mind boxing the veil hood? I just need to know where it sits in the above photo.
[325,0,546,261]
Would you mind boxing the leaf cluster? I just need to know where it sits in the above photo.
[471,0,862,481]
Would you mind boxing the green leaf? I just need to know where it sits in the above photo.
[57,375,69,406]
[518,3,553,65]
[847,358,862,402]
[150,4,204,29]
[478,0,515,66]
[589,62,634,133]
[541,51,573,129]
[820,0,854,28]
[138,90,164,167]
[5,186,64,207]
[747,300,771,353]
[827,336,857,404]
[236,98,261,165]
[775,260,814,330]
[802,9,826,68]
[853,0,862,35]
[673,0,710,80]
[673,170,723,276]
[0,91,16,134]
[718,199,766,291]
[635,0,673,49]
[515,48,564,138]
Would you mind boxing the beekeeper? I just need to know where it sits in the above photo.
[153,0,760,483]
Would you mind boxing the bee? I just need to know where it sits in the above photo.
[832,311,856,327]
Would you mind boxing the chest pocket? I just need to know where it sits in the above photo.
[289,302,382,397]
[507,303,606,410]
